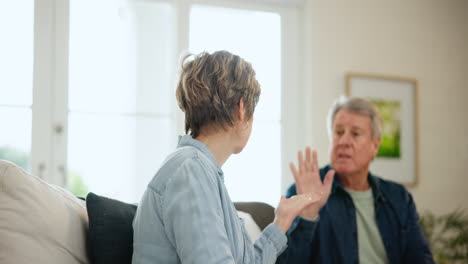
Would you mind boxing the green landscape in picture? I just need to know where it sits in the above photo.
[371,100,401,158]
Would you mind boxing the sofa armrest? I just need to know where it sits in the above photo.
[234,202,275,231]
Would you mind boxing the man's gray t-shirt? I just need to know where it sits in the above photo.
[345,188,388,264]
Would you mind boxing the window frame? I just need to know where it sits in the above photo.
[177,0,306,196]
[30,0,306,199]
[31,0,69,185]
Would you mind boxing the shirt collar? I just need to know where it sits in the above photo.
[177,135,224,180]
[368,174,386,203]
[328,165,385,203]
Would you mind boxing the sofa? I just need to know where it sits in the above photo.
[0,160,275,264]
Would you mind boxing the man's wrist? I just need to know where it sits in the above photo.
[300,214,319,222]
[300,208,319,220]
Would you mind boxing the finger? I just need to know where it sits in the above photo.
[275,196,286,213]
[305,147,313,173]
[298,151,306,174]
[323,170,335,194]
[305,147,311,163]
[295,193,321,204]
[293,193,321,211]
[290,162,299,181]
[298,151,305,173]
[304,156,312,172]
[312,150,318,172]
[290,193,322,204]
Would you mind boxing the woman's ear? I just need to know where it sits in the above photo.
[238,98,246,122]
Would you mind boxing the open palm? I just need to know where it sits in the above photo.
[289,147,335,219]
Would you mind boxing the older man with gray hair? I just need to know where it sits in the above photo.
[276,97,434,264]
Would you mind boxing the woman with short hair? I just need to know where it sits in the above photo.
[132,51,326,264]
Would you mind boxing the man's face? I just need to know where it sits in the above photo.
[329,109,380,177]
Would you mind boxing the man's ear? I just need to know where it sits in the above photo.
[373,137,381,156]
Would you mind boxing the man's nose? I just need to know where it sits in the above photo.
[338,132,352,145]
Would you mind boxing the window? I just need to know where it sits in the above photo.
[67,0,177,202]
[189,5,282,205]
[4,0,302,206]
[0,1,34,171]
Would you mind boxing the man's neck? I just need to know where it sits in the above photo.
[338,171,370,191]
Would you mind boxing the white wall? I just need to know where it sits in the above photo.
[288,0,468,215]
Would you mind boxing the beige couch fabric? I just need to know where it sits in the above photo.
[0,160,90,264]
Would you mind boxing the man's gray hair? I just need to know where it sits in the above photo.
[327,96,382,139]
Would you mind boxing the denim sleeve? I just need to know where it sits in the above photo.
[163,158,236,263]
[401,193,435,264]
[254,223,288,263]
[275,217,319,264]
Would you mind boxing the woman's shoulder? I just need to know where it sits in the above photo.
[168,146,215,170]
[147,146,218,193]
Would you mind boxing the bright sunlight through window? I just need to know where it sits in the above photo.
[0,1,33,171]
[190,5,282,206]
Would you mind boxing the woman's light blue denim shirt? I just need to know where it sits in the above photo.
[132,135,287,264]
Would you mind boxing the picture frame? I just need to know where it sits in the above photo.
[345,72,418,187]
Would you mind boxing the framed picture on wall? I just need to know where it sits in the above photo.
[345,72,418,186]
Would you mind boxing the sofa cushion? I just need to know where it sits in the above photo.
[234,201,275,231]
[0,160,90,264]
[86,192,137,264]
[85,193,268,263]
[237,210,262,241]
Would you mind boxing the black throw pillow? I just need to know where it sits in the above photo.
[86,192,137,264]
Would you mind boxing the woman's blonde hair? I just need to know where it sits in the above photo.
[176,51,260,138]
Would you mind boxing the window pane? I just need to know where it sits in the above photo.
[223,121,281,205]
[69,0,175,114]
[0,107,32,170]
[0,1,34,106]
[68,0,177,202]
[67,113,174,203]
[190,6,281,206]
